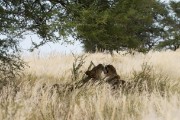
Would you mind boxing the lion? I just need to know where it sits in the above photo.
[104,64,126,89]
[85,64,105,81]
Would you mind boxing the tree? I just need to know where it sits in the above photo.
[0,0,72,80]
[157,1,180,51]
[74,0,169,53]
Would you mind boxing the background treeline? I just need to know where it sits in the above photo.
[0,0,179,79]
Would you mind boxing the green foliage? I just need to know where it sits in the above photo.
[0,0,74,49]
[0,38,25,82]
[0,0,70,81]
[156,1,180,51]
[74,0,169,53]
[0,0,179,53]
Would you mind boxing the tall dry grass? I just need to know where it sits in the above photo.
[1,50,180,120]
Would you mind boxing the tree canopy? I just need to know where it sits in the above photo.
[0,0,179,52]
[157,1,180,51]
[74,0,171,52]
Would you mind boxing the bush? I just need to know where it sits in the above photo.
[131,63,171,95]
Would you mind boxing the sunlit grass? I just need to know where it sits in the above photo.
[1,50,180,120]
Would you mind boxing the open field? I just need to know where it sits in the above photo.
[1,50,180,120]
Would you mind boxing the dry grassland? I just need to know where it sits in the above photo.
[1,50,180,120]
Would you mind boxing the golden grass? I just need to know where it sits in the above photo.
[1,50,180,120]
